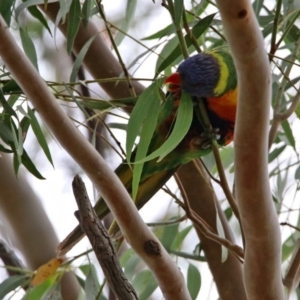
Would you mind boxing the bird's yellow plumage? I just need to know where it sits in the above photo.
[211,52,230,96]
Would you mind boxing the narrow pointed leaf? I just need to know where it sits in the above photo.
[136,92,193,163]
[131,91,161,199]
[43,281,62,300]
[0,88,18,118]
[0,275,28,299]
[268,144,286,163]
[82,0,92,27]
[70,35,97,83]
[10,119,22,157]
[142,23,174,40]
[15,0,57,20]
[85,265,100,300]
[0,144,13,153]
[156,13,216,74]
[187,263,201,300]
[23,277,55,300]
[28,5,52,36]
[295,165,300,180]
[0,0,14,25]
[19,28,39,71]
[21,149,45,179]
[67,0,81,54]
[161,223,180,250]
[132,270,157,300]
[126,80,162,164]
[171,225,193,250]
[174,0,183,29]
[58,0,69,23]
[281,120,295,149]
[2,80,22,94]
[27,107,54,166]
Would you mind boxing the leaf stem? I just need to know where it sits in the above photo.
[166,0,189,59]
[269,0,282,58]
[182,8,201,53]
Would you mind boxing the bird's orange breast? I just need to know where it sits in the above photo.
[206,87,238,123]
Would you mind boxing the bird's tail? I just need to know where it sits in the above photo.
[57,163,178,256]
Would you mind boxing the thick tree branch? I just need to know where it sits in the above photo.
[72,175,138,300]
[176,161,247,300]
[0,155,79,299]
[0,16,190,300]
[216,1,284,299]
[0,239,24,277]
[39,2,144,100]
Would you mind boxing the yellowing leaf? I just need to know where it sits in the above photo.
[31,258,64,287]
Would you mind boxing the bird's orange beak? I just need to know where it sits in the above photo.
[164,72,181,93]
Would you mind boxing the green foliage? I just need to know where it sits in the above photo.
[0,275,29,299]
[126,79,162,199]
[67,0,81,54]
[0,0,15,25]
[187,263,201,300]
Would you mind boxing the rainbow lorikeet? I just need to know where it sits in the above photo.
[58,50,237,255]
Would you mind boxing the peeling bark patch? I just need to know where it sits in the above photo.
[144,240,161,256]
[237,9,247,19]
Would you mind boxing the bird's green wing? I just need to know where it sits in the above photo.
[58,94,213,254]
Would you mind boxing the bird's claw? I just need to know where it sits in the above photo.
[192,128,221,149]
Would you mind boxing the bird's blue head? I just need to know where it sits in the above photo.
[165,53,221,98]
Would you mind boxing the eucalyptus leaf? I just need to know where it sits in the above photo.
[129,80,162,199]
[19,28,39,71]
[174,0,184,29]
[67,0,81,54]
[27,107,54,166]
[156,13,216,74]
[28,5,52,36]
[70,35,97,83]
[20,149,45,179]
[0,0,14,25]
[0,275,28,299]
[82,0,92,27]
[187,263,201,300]
[15,0,57,20]
[135,92,193,163]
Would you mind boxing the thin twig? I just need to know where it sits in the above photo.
[211,143,240,221]
[176,175,244,261]
[196,98,240,222]
[268,36,300,148]
[165,0,189,59]
[96,1,136,97]
[185,10,227,42]
[70,117,125,160]
[269,0,282,57]
[162,186,185,208]
[280,222,300,232]
[283,239,300,296]
[275,10,300,51]
[197,158,221,184]
[146,214,187,227]
[168,249,206,261]
[269,53,300,68]
[182,7,201,53]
